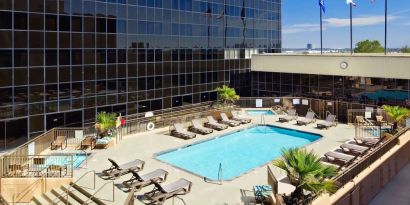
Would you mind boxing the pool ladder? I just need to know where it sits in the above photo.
[260,114,266,125]
[203,163,223,185]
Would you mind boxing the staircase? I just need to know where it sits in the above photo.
[30,171,115,205]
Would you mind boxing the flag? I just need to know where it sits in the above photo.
[240,0,245,20]
[216,10,225,19]
[346,0,357,7]
[205,5,211,18]
[319,0,326,13]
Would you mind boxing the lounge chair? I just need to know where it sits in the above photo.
[102,158,145,179]
[143,178,192,205]
[122,169,168,191]
[296,111,316,126]
[356,116,372,126]
[51,135,67,150]
[317,114,337,129]
[231,112,252,124]
[278,109,297,122]
[220,113,241,127]
[170,123,196,139]
[204,116,228,130]
[354,137,380,147]
[188,119,213,135]
[340,143,369,155]
[324,151,356,166]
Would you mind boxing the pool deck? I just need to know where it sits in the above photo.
[70,109,356,205]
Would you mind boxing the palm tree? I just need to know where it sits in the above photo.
[273,148,337,204]
[382,105,410,131]
[215,85,240,105]
[95,112,117,138]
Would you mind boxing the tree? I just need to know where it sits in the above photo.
[273,148,337,205]
[354,40,385,53]
[95,112,117,138]
[382,105,410,131]
[215,85,240,105]
[400,45,410,53]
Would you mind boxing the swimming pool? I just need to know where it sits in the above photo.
[246,110,275,116]
[156,125,321,180]
[45,153,88,168]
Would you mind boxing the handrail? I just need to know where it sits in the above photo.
[0,193,9,205]
[82,181,115,204]
[12,172,46,204]
[218,163,223,185]
[79,150,88,168]
[52,170,96,204]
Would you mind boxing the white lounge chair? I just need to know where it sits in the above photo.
[220,113,241,127]
[122,169,168,191]
[143,178,192,205]
[204,116,228,130]
[231,112,252,124]
[278,109,297,122]
[170,123,196,139]
[340,143,369,155]
[297,111,316,126]
[188,119,213,135]
[317,114,337,129]
[102,158,145,179]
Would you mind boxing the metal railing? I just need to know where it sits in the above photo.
[0,194,9,205]
[83,181,115,204]
[334,127,409,187]
[53,170,96,205]
[12,172,46,204]
[235,97,382,123]
[1,155,73,178]
[355,125,382,138]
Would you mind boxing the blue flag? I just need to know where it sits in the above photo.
[319,0,326,13]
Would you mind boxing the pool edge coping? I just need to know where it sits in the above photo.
[153,123,324,182]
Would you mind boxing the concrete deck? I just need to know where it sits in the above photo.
[66,109,356,205]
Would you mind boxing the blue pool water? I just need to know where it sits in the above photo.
[156,126,321,180]
[45,153,88,168]
[246,110,275,116]
[361,89,409,101]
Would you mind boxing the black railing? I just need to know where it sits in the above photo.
[235,97,382,123]
[334,127,409,187]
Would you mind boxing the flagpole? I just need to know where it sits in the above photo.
[384,0,387,55]
[320,6,323,55]
[350,3,353,55]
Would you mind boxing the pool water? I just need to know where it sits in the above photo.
[361,89,409,101]
[246,110,275,116]
[45,153,88,168]
[156,126,320,180]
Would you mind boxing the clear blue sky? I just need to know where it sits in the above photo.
[282,0,410,49]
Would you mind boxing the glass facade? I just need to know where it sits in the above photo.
[252,72,410,106]
[0,0,281,150]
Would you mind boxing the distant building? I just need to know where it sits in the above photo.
[307,43,315,50]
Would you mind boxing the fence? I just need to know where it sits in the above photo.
[1,155,74,178]
[235,97,382,123]
[123,104,230,135]
[334,127,409,187]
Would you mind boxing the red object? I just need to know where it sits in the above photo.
[121,118,126,126]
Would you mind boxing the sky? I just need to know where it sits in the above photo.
[282,0,410,49]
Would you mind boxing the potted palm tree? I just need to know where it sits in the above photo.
[95,112,117,138]
[215,85,240,108]
[273,148,337,205]
[382,105,410,132]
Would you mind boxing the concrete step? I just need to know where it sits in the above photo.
[31,195,48,205]
[61,184,97,205]
[41,191,58,205]
[70,182,106,205]
[50,188,73,205]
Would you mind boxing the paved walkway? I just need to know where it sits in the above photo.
[369,163,410,205]
[59,109,356,204]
